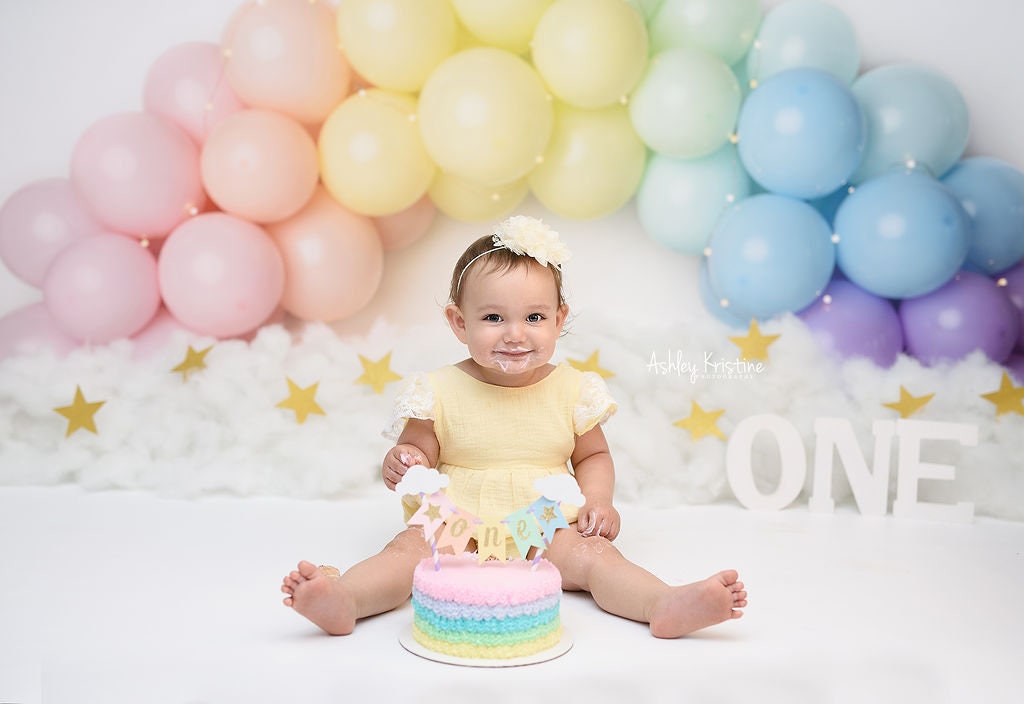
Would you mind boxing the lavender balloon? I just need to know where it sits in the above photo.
[899,270,1020,365]
[1005,353,1024,385]
[997,261,1024,351]
[799,279,903,367]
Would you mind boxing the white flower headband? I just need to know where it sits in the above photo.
[455,216,572,295]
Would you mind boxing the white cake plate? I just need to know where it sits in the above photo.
[399,625,573,668]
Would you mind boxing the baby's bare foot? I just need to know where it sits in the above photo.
[281,560,357,636]
[648,570,747,638]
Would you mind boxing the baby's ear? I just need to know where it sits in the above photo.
[444,303,469,343]
[556,303,569,328]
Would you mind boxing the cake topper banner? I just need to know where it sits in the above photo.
[397,466,582,567]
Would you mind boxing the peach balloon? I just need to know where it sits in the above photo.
[70,112,206,238]
[319,89,436,216]
[143,41,246,144]
[0,178,105,287]
[158,213,285,338]
[201,109,319,223]
[223,0,351,125]
[373,194,437,251]
[266,188,384,322]
[43,234,161,344]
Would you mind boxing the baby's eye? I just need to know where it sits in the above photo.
[484,313,502,322]
[526,313,545,323]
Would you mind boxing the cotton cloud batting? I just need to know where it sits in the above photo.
[0,313,1021,521]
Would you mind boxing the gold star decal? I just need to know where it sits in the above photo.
[171,345,212,381]
[674,401,726,440]
[276,378,326,424]
[355,352,403,394]
[423,503,443,521]
[540,506,558,523]
[980,372,1024,417]
[728,319,780,361]
[567,350,614,378]
[54,386,105,437]
[882,385,935,419]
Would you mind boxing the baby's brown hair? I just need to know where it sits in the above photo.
[448,235,567,308]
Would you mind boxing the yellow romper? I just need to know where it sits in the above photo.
[384,363,616,553]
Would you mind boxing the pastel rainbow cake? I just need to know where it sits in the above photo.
[411,553,562,659]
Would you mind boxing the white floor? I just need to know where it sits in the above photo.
[1,485,1021,704]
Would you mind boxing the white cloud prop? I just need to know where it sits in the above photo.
[534,474,586,507]
[395,464,449,496]
[0,315,1021,522]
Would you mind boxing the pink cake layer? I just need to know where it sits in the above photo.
[413,554,562,607]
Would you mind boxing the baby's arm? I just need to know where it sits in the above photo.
[382,418,440,491]
[570,425,621,540]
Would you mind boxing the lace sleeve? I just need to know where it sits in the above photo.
[381,372,435,441]
[573,371,617,436]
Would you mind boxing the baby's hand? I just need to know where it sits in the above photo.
[381,445,426,492]
[577,502,620,541]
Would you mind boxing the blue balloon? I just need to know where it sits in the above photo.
[699,255,750,328]
[637,144,752,254]
[941,157,1024,275]
[707,193,836,319]
[850,64,969,184]
[808,184,852,227]
[737,68,866,199]
[834,170,970,299]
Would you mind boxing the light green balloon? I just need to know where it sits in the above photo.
[745,0,860,85]
[629,47,741,159]
[649,0,761,66]
[624,0,668,21]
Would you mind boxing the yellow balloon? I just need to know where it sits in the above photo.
[529,102,646,219]
[531,0,649,109]
[336,0,456,92]
[319,90,436,216]
[418,48,553,186]
[428,172,528,222]
[449,0,555,55]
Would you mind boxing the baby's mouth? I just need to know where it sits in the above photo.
[495,348,531,357]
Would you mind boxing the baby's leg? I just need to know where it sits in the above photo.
[545,529,747,638]
[281,527,431,635]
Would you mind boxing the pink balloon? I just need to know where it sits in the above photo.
[43,234,161,343]
[130,306,203,359]
[143,42,246,145]
[201,109,319,223]
[0,178,105,286]
[0,302,78,360]
[223,0,351,124]
[158,212,285,337]
[70,112,207,238]
[267,188,384,321]
[373,194,437,251]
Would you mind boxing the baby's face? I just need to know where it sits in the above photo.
[451,260,567,382]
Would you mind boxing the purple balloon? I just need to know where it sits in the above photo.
[1005,353,1024,385]
[998,261,1024,351]
[799,279,903,367]
[899,270,1020,365]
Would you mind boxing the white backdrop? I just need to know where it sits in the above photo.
[1,0,1022,331]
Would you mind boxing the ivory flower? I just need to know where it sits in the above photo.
[492,216,571,269]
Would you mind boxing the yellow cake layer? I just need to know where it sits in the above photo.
[411,623,562,660]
